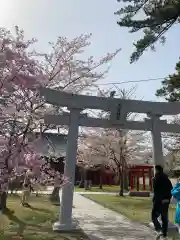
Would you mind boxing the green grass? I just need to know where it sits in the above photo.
[84,194,176,224]
[75,185,120,193]
[75,184,151,193]
[0,195,88,240]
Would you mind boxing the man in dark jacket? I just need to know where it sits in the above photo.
[152,165,173,239]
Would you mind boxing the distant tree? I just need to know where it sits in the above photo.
[156,61,180,101]
[115,0,180,63]
[78,88,151,196]
[78,129,111,190]
[79,126,150,195]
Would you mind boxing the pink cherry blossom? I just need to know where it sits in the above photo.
[0,25,120,195]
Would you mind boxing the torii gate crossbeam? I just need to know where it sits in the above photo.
[40,87,180,231]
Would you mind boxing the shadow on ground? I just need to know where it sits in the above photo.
[73,211,156,240]
[74,212,180,240]
[25,203,54,214]
[1,204,88,240]
[2,207,52,237]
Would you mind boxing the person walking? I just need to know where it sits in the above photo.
[152,165,173,239]
[171,177,180,234]
[21,170,31,206]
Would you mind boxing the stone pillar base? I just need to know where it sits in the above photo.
[53,220,79,232]
[149,222,178,234]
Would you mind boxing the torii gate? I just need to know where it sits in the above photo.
[40,87,180,231]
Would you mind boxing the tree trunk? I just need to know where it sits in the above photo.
[84,169,89,190]
[49,186,60,205]
[0,192,7,213]
[119,174,124,196]
[99,171,103,189]
[124,169,129,191]
[119,168,124,196]
[78,170,84,188]
[114,173,118,185]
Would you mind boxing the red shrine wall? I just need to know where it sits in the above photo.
[90,165,154,191]
[128,165,154,191]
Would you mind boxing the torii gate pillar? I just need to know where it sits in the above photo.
[150,114,164,168]
[53,108,80,231]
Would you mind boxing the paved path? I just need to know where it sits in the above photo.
[8,190,52,195]
[8,190,118,195]
[75,191,154,196]
[74,192,118,195]
[72,193,156,240]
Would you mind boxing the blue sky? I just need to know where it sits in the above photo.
[0,0,179,101]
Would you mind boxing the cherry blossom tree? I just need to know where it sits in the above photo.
[29,156,69,200]
[78,127,150,195]
[0,26,120,210]
[78,130,111,189]
[162,116,180,172]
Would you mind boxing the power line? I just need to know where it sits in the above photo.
[95,77,165,86]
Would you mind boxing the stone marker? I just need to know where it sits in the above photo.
[129,191,150,197]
